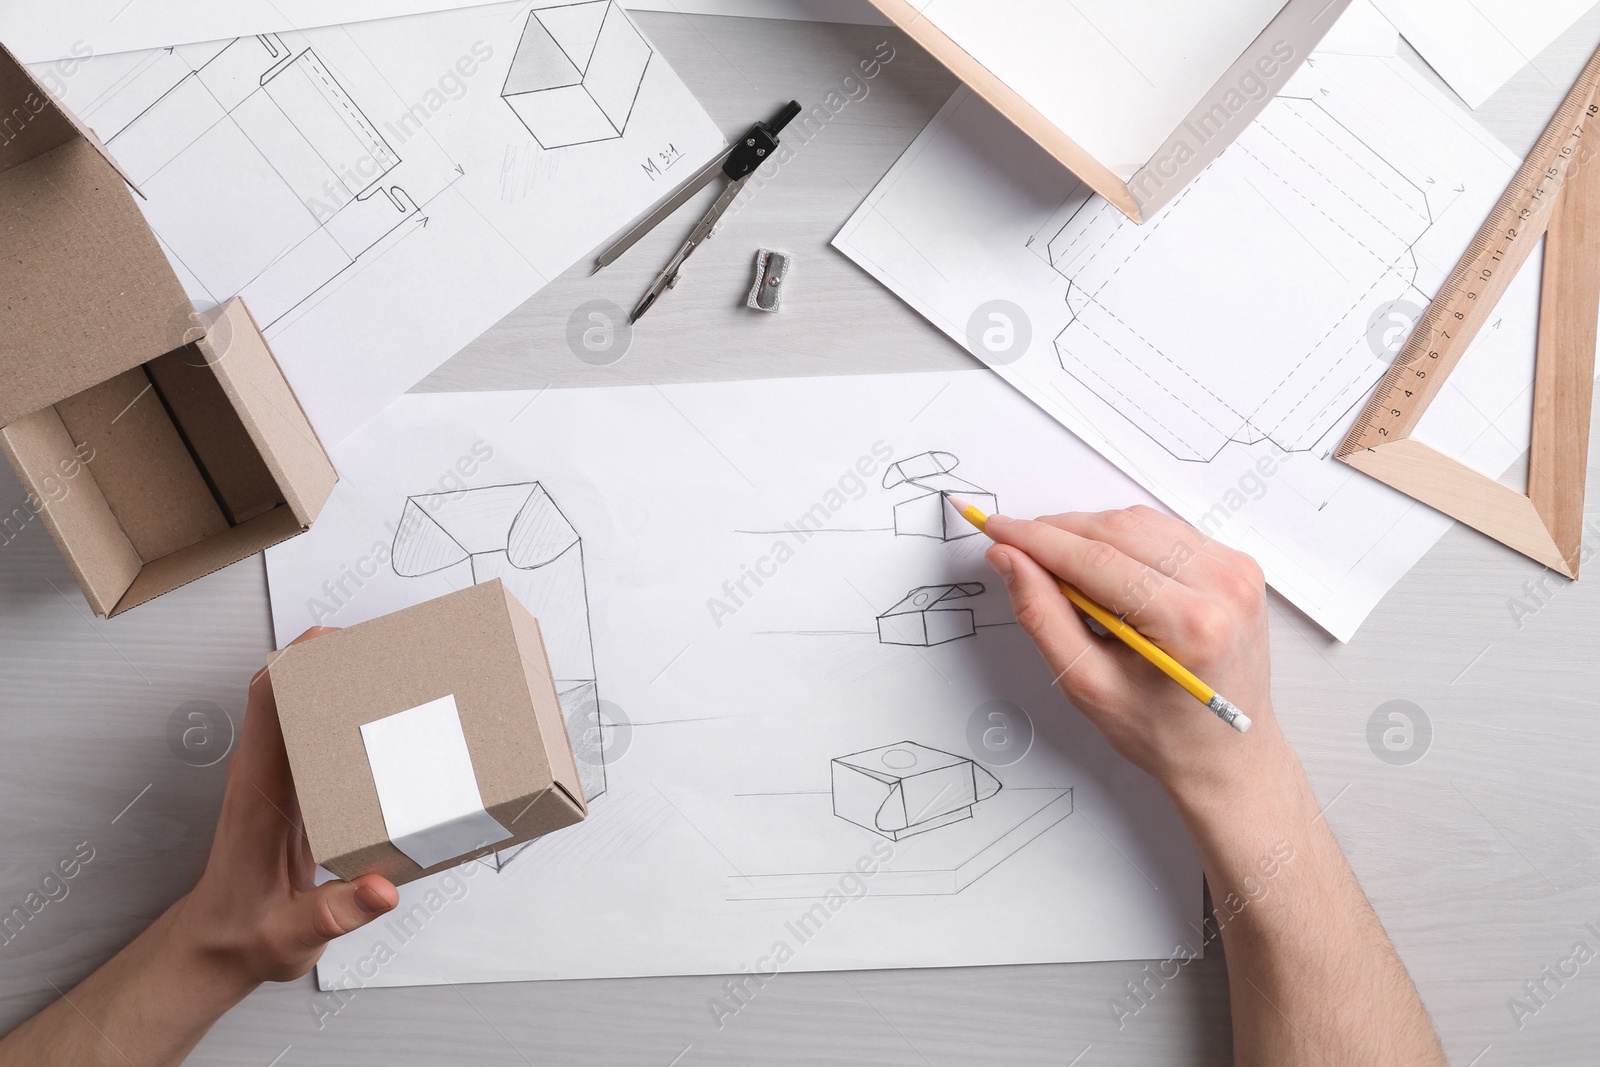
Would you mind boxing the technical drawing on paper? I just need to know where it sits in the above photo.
[96,33,451,330]
[831,742,1002,840]
[1029,93,1435,463]
[390,482,605,869]
[882,451,996,540]
[501,0,652,149]
[876,583,985,647]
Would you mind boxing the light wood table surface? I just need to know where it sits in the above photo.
[4,7,1600,1064]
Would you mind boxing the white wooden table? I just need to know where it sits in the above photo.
[4,9,1600,1065]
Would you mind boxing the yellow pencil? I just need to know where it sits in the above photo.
[950,499,1251,733]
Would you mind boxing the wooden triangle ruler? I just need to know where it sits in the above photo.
[1336,45,1600,578]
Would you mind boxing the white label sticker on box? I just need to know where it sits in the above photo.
[359,694,512,870]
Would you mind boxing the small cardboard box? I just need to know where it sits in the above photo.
[269,580,588,885]
[0,40,335,615]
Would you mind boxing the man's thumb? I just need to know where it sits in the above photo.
[304,875,399,946]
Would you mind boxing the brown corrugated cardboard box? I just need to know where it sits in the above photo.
[269,581,588,886]
[0,40,335,615]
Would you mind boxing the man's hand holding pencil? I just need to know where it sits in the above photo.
[971,504,1274,803]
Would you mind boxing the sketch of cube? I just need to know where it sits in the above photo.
[876,583,984,647]
[881,451,997,540]
[832,742,1002,841]
[501,1,652,149]
[391,482,603,805]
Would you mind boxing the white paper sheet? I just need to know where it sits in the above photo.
[2,0,887,64]
[1316,0,1399,56]
[833,54,1549,641]
[1373,0,1593,108]
[902,0,1287,180]
[39,5,724,443]
[265,371,1203,987]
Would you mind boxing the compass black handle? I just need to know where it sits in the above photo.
[765,100,802,135]
[722,101,803,180]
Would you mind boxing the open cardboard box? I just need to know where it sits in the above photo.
[0,41,335,615]
[269,581,588,886]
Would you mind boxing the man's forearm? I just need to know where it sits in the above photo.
[1170,728,1445,1067]
[0,895,258,1067]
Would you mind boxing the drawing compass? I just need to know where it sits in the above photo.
[593,100,801,323]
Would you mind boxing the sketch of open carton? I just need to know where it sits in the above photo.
[876,583,984,647]
[881,451,997,540]
[832,742,1002,841]
[502,1,652,149]
[391,482,604,809]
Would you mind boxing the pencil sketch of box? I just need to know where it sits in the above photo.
[881,451,997,540]
[877,583,984,647]
[501,0,652,149]
[390,482,604,804]
[832,742,1002,841]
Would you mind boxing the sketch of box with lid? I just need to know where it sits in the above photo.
[877,583,985,647]
[882,451,997,540]
[832,742,1002,841]
[391,482,604,807]
[502,1,652,149]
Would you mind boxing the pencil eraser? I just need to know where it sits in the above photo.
[748,248,791,313]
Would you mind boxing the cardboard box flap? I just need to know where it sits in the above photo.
[198,299,336,526]
[0,40,141,192]
[112,506,308,616]
[146,345,284,525]
[54,367,230,562]
[0,135,192,424]
[500,583,587,813]
[451,581,581,817]
[0,42,77,175]
[0,408,141,615]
